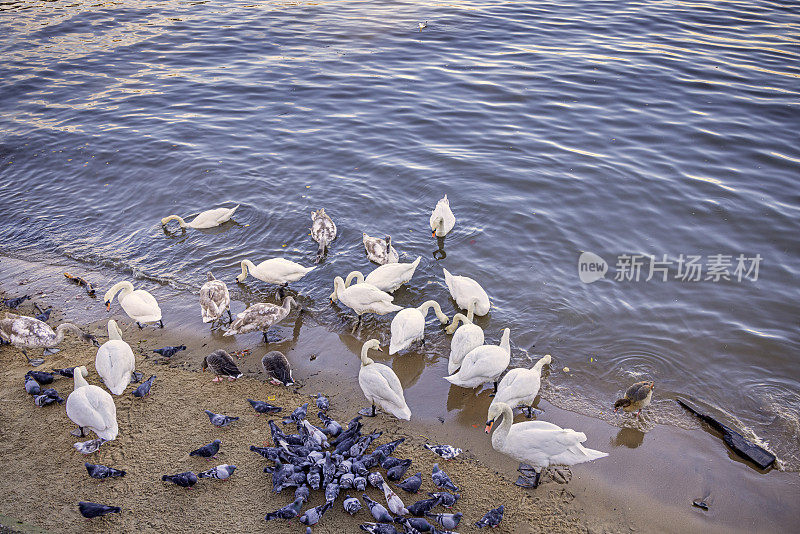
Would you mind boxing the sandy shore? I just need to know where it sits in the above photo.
[1,254,797,533]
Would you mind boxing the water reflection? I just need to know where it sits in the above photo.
[611,427,645,449]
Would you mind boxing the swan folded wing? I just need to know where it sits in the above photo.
[362,365,408,414]
[497,369,527,391]
[70,388,116,431]
[123,291,161,321]
[510,425,587,457]
[267,258,313,281]
[459,347,508,380]
[347,285,395,306]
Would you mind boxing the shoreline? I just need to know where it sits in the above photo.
[0,252,797,533]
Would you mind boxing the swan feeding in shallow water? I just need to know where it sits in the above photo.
[344,256,421,293]
[430,194,456,237]
[330,277,401,328]
[445,328,510,391]
[357,339,411,420]
[485,402,607,487]
[445,303,484,375]
[104,281,162,328]
[235,258,314,297]
[388,300,449,355]
[199,272,231,324]
[363,233,399,265]
[160,205,239,229]
[95,320,136,395]
[442,268,490,316]
[490,354,551,417]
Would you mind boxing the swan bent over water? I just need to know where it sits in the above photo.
[389,300,449,355]
[160,205,239,229]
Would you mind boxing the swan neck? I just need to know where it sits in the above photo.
[417,300,448,323]
[360,344,375,365]
[466,300,476,323]
[162,214,187,228]
[73,369,89,390]
[105,281,133,303]
[55,323,82,344]
[499,329,511,353]
[107,321,122,340]
[494,405,514,444]
[345,271,364,287]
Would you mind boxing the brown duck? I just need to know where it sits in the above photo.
[614,380,654,417]
[202,350,242,382]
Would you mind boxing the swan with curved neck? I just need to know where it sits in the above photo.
[444,302,484,375]
[445,328,511,390]
[429,194,455,237]
[0,312,98,365]
[388,300,449,355]
[236,258,314,297]
[199,272,231,324]
[66,366,119,441]
[160,204,239,230]
[95,319,136,395]
[104,281,162,328]
[344,256,421,293]
[442,268,490,316]
[485,402,607,488]
[330,276,401,328]
[362,233,399,265]
[357,339,411,420]
[490,354,552,417]
[224,297,296,343]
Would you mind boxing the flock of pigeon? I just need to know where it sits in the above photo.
[0,195,656,528]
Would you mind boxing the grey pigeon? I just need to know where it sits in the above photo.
[407,497,441,517]
[395,516,433,532]
[368,471,385,489]
[428,492,460,508]
[204,409,238,427]
[52,367,76,378]
[248,398,282,414]
[426,511,462,530]
[340,472,355,489]
[130,370,144,383]
[423,443,462,460]
[307,468,321,490]
[285,402,309,423]
[74,438,105,454]
[387,459,412,481]
[381,456,404,469]
[26,370,55,384]
[85,463,126,479]
[34,393,59,406]
[299,501,332,526]
[78,501,120,519]
[132,375,155,397]
[354,476,367,491]
[362,493,393,523]
[190,439,221,459]
[39,387,64,402]
[34,307,52,322]
[264,497,304,521]
[373,438,405,459]
[153,345,186,358]
[161,471,198,488]
[397,472,422,493]
[343,494,362,515]
[432,463,458,492]
[3,295,30,309]
[24,375,40,395]
[314,393,330,411]
[360,523,400,534]
[325,481,340,503]
[475,505,504,528]
[318,412,342,436]
[250,445,279,461]
[295,484,310,503]
[198,464,236,480]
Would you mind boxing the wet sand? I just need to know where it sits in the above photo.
[0,254,797,533]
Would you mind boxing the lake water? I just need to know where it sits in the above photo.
[1,0,798,469]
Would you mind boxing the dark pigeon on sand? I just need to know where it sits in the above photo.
[248,398,282,414]
[78,501,120,519]
[360,523,400,534]
[407,497,441,517]
[397,472,422,493]
[132,375,155,397]
[153,345,186,358]
[299,501,332,526]
[387,458,412,481]
[264,497,304,521]
[35,307,52,322]
[25,370,55,384]
[426,511,463,530]
[161,471,198,488]
[85,463,126,479]
[3,295,30,309]
[284,402,309,424]
[362,493,393,523]
[24,375,40,395]
[295,484,310,503]
[190,439,221,459]
[395,516,434,532]
[428,492,460,508]
[52,367,76,378]
[313,393,330,411]
[343,494,361,515]
[432,463,458,492]
[475,505,504,528]
[204,409,238,427]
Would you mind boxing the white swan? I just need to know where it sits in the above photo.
[344,257,421,293]
[160,205,239,229]
[236,258,314,296]
[444,304,484,375]
[363,233,399,265]
[66,366,118,441]
[430,194,456,237]
[442,268,490,316]
[485,402,607,487]
[0,312,98,365]
[95,320,135,395]
[389,300,449,355]
[330,277,401,326]
[199,272,231,323]
[445,328,510,391]
[490,354,551,417]
[358,339,411,420]
[104,281,162,328]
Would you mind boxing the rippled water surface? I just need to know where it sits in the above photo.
[1,0,799,468]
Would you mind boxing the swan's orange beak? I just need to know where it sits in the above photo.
[431,230,436,238]
[484,421,494,434]
[105,302,110,311]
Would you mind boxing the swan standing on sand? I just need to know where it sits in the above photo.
[445,328,511,392]
[202,350,242,382]
[0,312,98,366]
[363,233,399,265]
[95,320,135,395]
[66,366,118,441]
[490,354,551,417]
[445,304,484,375]
[330,277,401,328]
[310,208,337,263]
[430,195,455,237]
[389,300,449,355]
[442,268,490,316]
[199,272,231,324]
[160,205,239,229]
[224,296,296,343]
[104,281,162,328]
[358,339,411,420]
[235,258,314,297]
[485,402,607,488]
[344,256,421,293]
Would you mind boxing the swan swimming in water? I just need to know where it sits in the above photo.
[363,233,399,265]
[95,320,136,395]
[330,277,401,328]
[160,205,239,229]
[104,281,162,328]
[344,256,421,293]
[444,303,484,375]
[235,258,314,297]
[490,354,551,417]
[485,402,607,487]
[442,268,490,316]
[430,194,455,237]
[388,300,449,355]
[310,208,337,263]
[357,339,411,420]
